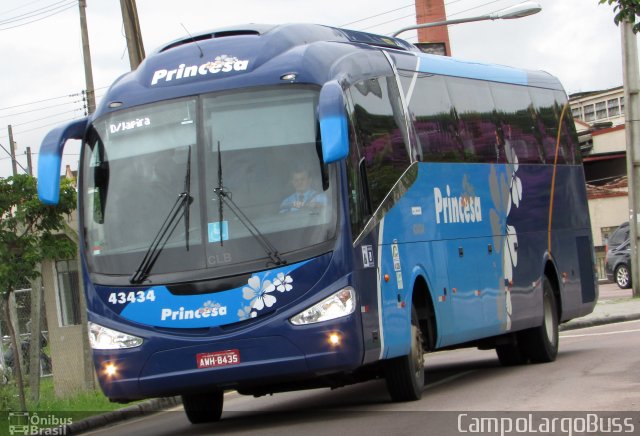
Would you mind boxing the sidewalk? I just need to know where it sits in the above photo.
[560,281,640,331]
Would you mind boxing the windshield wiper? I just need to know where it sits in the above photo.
[212,141,286,267]
[130,146,192,284]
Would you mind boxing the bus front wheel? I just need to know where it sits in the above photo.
[182,390,224,424]
[384,307,425,401]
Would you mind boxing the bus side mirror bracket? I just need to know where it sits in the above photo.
[318,81,348,164]
[38,118,88,205]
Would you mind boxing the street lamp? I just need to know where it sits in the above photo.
[392,2,542,38]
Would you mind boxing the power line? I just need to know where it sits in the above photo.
[340,4,413,27]
[0,93,79,112]
[0,142,28,174]
[0,0,49,17]
[10,107,84,128]
[0,85,108,112]
[0,1,76,32]
[0,0,76,25]
[0,99,83,118]
[360,13,417,32]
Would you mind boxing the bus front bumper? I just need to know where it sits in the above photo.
[93,317,363,401]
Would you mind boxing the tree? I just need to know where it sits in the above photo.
[600,0,640,33]
[0,174,76,410]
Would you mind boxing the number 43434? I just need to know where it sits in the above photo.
[107,290,156,305]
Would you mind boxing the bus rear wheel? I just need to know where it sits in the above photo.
[182,390,224,424]
[519,276,559,363]
[384,307,425,401]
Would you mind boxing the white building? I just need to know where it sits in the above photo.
[569,86,628,279]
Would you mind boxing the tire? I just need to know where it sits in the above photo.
[182,390,224,424]
[615,264,631,289]
[519,276,559,363]
[496,343,528,366]
[384,307,425,401]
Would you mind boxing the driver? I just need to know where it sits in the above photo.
[279,168,326,213]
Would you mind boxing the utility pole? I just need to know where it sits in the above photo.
[622,21,640,298]
[8,124,17,176]
[26,147,33,176]
[120,0,145,70]
[78,0,96,114]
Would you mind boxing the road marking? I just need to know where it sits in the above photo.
[561,327,640,338]
[425,370,476,390]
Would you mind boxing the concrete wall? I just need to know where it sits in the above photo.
[588,195,629,246]
[41,258,90,397]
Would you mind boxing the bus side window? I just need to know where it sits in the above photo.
[555,90,579,165]
[404,73,463,163]
[349,77,412,213]
[530,88,566,165]
[345,94,371,238]
[490,82,541,164]
[445,77,497,163]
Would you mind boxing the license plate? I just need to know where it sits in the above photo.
[196,349,240,369]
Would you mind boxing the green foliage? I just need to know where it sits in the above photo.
[600,0,640,33]
[0,174,77,297]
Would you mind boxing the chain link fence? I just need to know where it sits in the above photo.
[0,288,53,381]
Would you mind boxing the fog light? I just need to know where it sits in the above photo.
[104,363,118,377]
[328,332,342,346]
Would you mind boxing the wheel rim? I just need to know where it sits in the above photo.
[617,266,630,287]
[543,292,556,347]
[411,324,425,381]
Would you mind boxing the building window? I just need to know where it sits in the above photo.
[571,107,582,120]
[55,259,81,326]
[584,104,595,122]
[607,98,620,117]
[595,101,607,120]
[621,97,625,115]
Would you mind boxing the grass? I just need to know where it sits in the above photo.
[0,376,146,435]
[1,376,135,414]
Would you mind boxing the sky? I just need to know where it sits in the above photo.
[0,0,635,178]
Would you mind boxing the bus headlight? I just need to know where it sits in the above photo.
[290,287,355,325]
[88,322,143,349]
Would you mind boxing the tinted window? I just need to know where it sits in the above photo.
[350,76,411,212]
[609,223,629,247]
[554,90,580,165]
[445,77,498,162]
[403,73,462,162]
[530,88,564,164]
[490,82,543,164]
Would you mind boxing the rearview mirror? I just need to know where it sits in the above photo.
[318,81,349,163]
[38,118,88,205]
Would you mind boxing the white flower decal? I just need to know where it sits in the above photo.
[503,225,518,284]
[242,276,261,301]
[240,271,295,317]
[252,280,276,311]
[274,273,293,292]
[506,145,522,215]
[237,305,256,321]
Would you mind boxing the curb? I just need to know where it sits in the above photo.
[65,396,182,435]
[559,313,640,332]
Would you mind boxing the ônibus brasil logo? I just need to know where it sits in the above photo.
[151,55,250,86]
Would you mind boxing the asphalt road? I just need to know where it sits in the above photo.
[83,319,640,436]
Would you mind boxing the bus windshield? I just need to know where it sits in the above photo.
[81,88,337,281]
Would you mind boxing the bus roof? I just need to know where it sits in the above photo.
[94,23,563,118]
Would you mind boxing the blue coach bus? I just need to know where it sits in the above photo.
[38,24,597,423]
